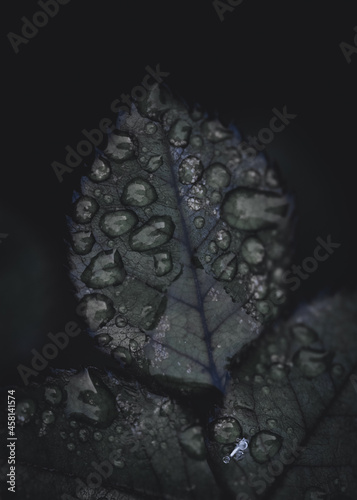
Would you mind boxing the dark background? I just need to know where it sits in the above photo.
[1,0,356,387]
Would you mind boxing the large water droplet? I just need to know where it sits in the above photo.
[250,431,283,463]
[201,120,233,143]
[71,231,95,255]
[294,348,333,378]
[73,196,99,224]
[169,119,192,147]
[291,324,318,345]
[221,188,288,230]
[178,156,203,185]
[154,252,173,276]
[89,157,111,182]
[44,386,62,405]
[241,237,265,265]
[210,417,242,444]
[65,369,116,427]
[16,399,36,425]
[129,216,175,252]
[81,250,125,288]
[212,252,237,281]
[77,293,115,330]
[144,155,163,173]
[121,178,157,207]
[106,131,136,161]
[99,210,138,238]
[194,216,205,229]
[179,426,206,460]
[205,163,231,188]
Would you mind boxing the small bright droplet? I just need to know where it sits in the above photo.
[178,156,203,184]
[241,237,265,265]
[194,216,205,229]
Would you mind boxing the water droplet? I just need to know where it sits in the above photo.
[262,386,270,395]
[115,316,129,332]
[113,347,132,365]
[77,293,115,330]
[42,410,55,424]
[94,189,102,198]
[104,195,113,204]
[240,169,261,187]
[250,431,283,463]
[129,339,138,352]
[78,428,89,442]
[222,456,231,464]
[190,135,203,147]
[266,419,277,428]
[70,420,78,428]
[205,163,231,188]
[331,364,345,378]
[287,427,293,434]
[108,435,115,442]
[129,216,175,252]
[238,262,250,275]
[16,399,36,425]
[60,431,67,440]
[269,363,288,380]
[201,120,233,143]
[294,348,333,378]
[89,157,111,182]
[93,431,103,441]
[179,426,206,460]
[65,368,117,427]
[81,250,125,288]
[71,231,95,255]
[221,188,288,230]
[169,119,192,147]
[178,156,203,184]
[44,386,62,405]
[210,417,242,444]
[144,155,163,173]
[194,216,205,229]
[145,122,157,135]
[209,241,218,254]
[100,210,138,238]
[154,252,173,276]
[241,237,265,265]
[212,252,237,281]
[113,457,125,468]
[216,230,231,250]
[121,178,157,207]
[210,191,222,204]
[265,168,279,187]
[73,196,99,224]
[96,333,112,346]
[67,443,75,451]
[106,131,136,161]
[291,324,318,345]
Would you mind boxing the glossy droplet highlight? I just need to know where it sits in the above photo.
[250,431,283,464]
[210,417,242,444]
[129,216,175,252]
[89,157,111,182]
[154,252,173,276]
[178,156,203,185]
[221,188,288,231]
[100,210,138,238]
[81,250,125,288]
[216,230,231,250]
[121,178,157,207]
[145,122,157,135]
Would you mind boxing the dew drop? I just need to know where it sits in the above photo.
[106,131,136,161]
[221,188,288,230]
[103,195,113,204]
[115,316,127,328]
[178,156,203,185]
[73,196,99,224]
[194,216,205,229]
[154,252,173,276]
[209,241,218,254]
[121,178,157,207]
[216,230,231,250]
[16,399,36,425]
[169,119,192,147]
[77,293,115,330]
[113,347,132,365]
[290,324,318,345]
[96,333,112,346]
[44,386,62,405]
[266,419,277,428]
[212,252,237,281]
[129,216,175,252]
[144,155,163,173]
[250,431,283,463]
[269,363,289,380]
[201,120,233,143]
[241,237,265,265]
[190,135,203,147]
[78,428,89,442]
[210,191,222,204]
[89,157,111,182]
[238,262,250,275]
[293,348,333,378]
[205,163,231,188]
[71,231,95,255]
[100,210,138,238]
[93,431,102,441]
[67,443,75,451]
[81,250,125,288]
[129,339,138,352]
[240,169,261,187]
[42,410,55,424]
[210,417,242,444]
[145,122,157,135]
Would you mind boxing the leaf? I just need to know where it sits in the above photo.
[204,290,357,499]
[0,368,220,500]
[67,84,293,393]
